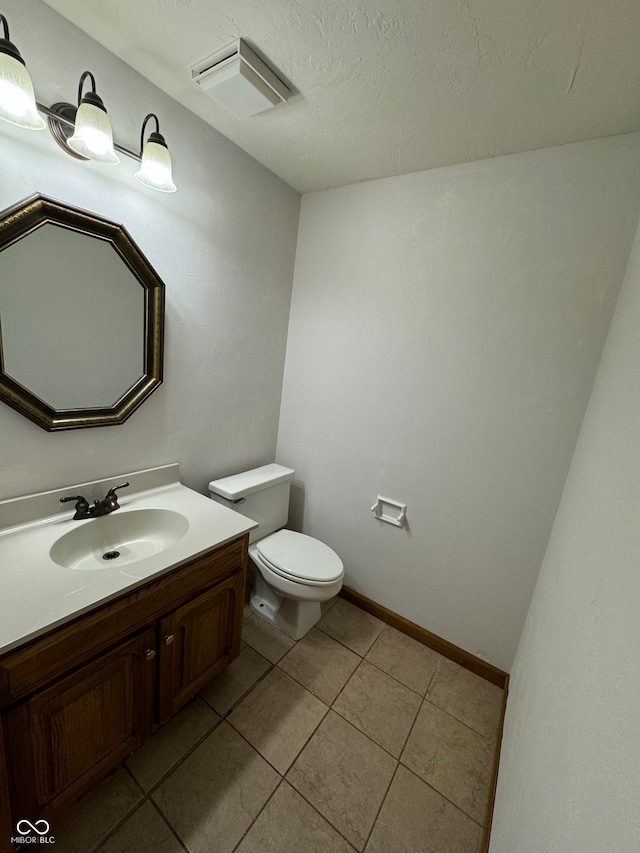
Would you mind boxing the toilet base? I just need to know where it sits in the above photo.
[250,572,322,640]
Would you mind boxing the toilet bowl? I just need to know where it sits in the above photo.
[209,464,344,640]
[249,529,343,638]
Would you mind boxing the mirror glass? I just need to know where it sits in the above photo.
[0,194,164,431]
[0,224,144,409]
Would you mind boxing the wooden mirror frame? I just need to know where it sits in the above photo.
[0,194,165,431]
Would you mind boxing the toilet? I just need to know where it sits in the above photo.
[209,463,344,640]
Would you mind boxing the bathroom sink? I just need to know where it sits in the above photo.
[0,464,259,656]
[50,508,190,571]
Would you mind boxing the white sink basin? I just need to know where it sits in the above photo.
[50,508,190,571]
[0,464,259,656]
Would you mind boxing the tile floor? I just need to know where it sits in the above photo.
[50,596,504,853]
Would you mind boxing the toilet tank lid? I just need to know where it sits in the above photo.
[208,463,295,500]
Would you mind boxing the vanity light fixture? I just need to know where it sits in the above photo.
[0,13,45,130]
[67,71,119,164]
[0,12,177,192]
[135,113,176,193]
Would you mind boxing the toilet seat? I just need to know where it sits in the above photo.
[253,530,343,585]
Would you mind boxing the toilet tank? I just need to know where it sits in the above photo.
[208,463,294,544]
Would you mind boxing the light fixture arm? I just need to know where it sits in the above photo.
[0,12,24,65]
[139,112,162,156]
[77,70,97,105]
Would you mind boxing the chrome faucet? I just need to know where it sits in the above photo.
[60,482,130,520]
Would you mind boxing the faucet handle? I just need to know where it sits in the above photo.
[60,494,91,520]
[60,494,88,507]
[105,482,130,500]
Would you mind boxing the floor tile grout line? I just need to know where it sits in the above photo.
[426,659,504,741]
[362,759,402,851]
[130,650,330,808]
[229,777,286,853]
[362,654,434,699]
[424,654,442,696]
[147,798,190,853]
[273,652,359,707]
[277,777,360,852]
[89,765,153,853]
[131,709,226,801]
[329,693,420,764]
[226,694,331,778]
[203,656,278,718]
[92,793,149,852]
[265,650,420,765]
[396,762,486,831]
[337,654,428,706]
[222,712,375,852]
[314,621,381,659]
[241,622,445,764]
[143,719,289,852]
[229,646,417,773]
[421,694,502,744]
[284,709,400,851]
[226,769,361,853]
[235,628,430,779]
[327,654,424,763]
[398,739,489,826]
[241,632,295,667]
[270,621,440,709]
[396,698,495,827]
[210,667,381,851]
[124,762,148,797]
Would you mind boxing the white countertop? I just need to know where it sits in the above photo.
[0,464,257,656]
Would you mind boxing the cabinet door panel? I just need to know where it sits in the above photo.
[0,720,12,853]
[158,570,244,721]
[3,629,155,818]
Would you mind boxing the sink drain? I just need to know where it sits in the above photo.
[102,550,121,561]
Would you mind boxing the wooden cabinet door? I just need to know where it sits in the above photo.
[3,628,155,820]
[0,719,13,853]
[158,569,244,721]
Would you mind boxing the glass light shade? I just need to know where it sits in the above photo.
[67,101,119,164]
[135,141,177,192]
[0,50,45,129]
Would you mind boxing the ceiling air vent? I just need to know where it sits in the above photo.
[191,39,290,119]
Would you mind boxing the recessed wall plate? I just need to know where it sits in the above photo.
[191,39,290,118]
[371,496,407,528]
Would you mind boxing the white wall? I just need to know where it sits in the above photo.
[0,0,300,501]
[277,135,640,670]
[490,220,640,852]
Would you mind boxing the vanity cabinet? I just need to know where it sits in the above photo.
[158,570,244,722]
[3,629,156,821]
[0,534,248,845]
[0,725,11,850]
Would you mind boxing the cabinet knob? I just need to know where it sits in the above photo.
[164,634,175,646]
[145,648,156,660]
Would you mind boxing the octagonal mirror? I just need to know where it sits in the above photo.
[0,194,164,430]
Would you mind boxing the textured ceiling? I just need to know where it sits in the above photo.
[43,0,640,193]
